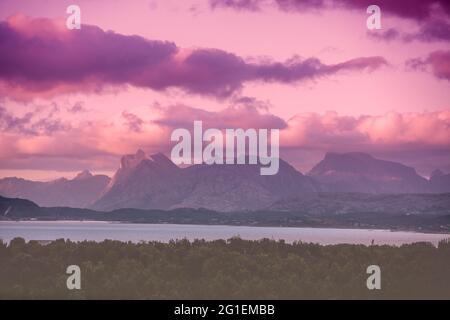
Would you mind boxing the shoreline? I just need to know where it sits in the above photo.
[2,218,450,235]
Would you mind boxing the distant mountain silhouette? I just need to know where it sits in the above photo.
[92,150,318,211]
[1,151,450,211]
[91,150,187,211]
[0,195,40,217]
[172,156,317,212]
[429,169,450,193]
[0,171,110,208]
[308,152,430,193]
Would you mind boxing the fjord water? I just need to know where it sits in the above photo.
[0,221,448,245]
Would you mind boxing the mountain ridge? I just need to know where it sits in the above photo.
[0,172,110,208]
[308,152,430,193]
[1,151,449,211]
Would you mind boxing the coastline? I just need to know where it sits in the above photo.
[2,218,450,235]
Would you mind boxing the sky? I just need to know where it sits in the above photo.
[0,0,449,180]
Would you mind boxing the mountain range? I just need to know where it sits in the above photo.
[0,170,110,208]
[90,150,317,212]
[308,152,430,193]
[0,150,449,212]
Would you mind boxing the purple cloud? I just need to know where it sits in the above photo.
[68,102,86,114]
[210,0,263,11]
[0,105,70,135]
[211,0,450,21]
[368,19,450,43]
[212,1,450,44]
[0,15,387,100]
[406,19,450,42]
[407,50,450,81]
[154,104,287,130]
[122,111,145,132]
[367,28,402,42]
[280,0,450,21]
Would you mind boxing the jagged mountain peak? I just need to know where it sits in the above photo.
[2,150,450,211]
[120,149,147,169]
[73,170,93,180]
[119,149,177,172]
[92,149,317,212]
[150,152,178,170]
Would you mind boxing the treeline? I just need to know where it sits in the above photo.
[0,237,449,299]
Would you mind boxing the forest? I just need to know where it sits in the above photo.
[0,237,449,299]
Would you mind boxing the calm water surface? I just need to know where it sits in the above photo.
[1,221,449,246]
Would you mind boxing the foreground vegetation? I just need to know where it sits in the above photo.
[1,237,449,299]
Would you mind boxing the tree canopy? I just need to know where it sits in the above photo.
[0,237,449,299]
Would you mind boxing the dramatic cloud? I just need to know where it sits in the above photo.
[0,105,70,135]
[210,0,263,11]
[368,19,450,43]
[214,0,450,45]
[68,102,87,114]
[211,0,450,21]
[407,50,450,81]
[1,100,449,175]
[122,111,145,133]
[156,106,450,155]
[154,104,287,129]
[409,19,450,42]
[368,28,402,42]
[278,0,450,21]
[282,110,450,174]
[283,110,450,151]
[0,15,387,100]
[0,115,169,173]
[0,15,177,100]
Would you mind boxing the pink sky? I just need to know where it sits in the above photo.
[0,0,449,180]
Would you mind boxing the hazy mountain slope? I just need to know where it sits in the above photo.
[176,159,318,211]
[92,150,318,212]
[308,152,430,193]
[0,171,110,208]
[3,150,450,212]
[91,150,191,211]
[429,169,450,193]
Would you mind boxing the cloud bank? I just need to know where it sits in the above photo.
[0,15,387,100]
[2,102,448,175]
[283,110,450,151]
[368,19,450,43]
[407,50,450,81]
[211,0,450,21]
